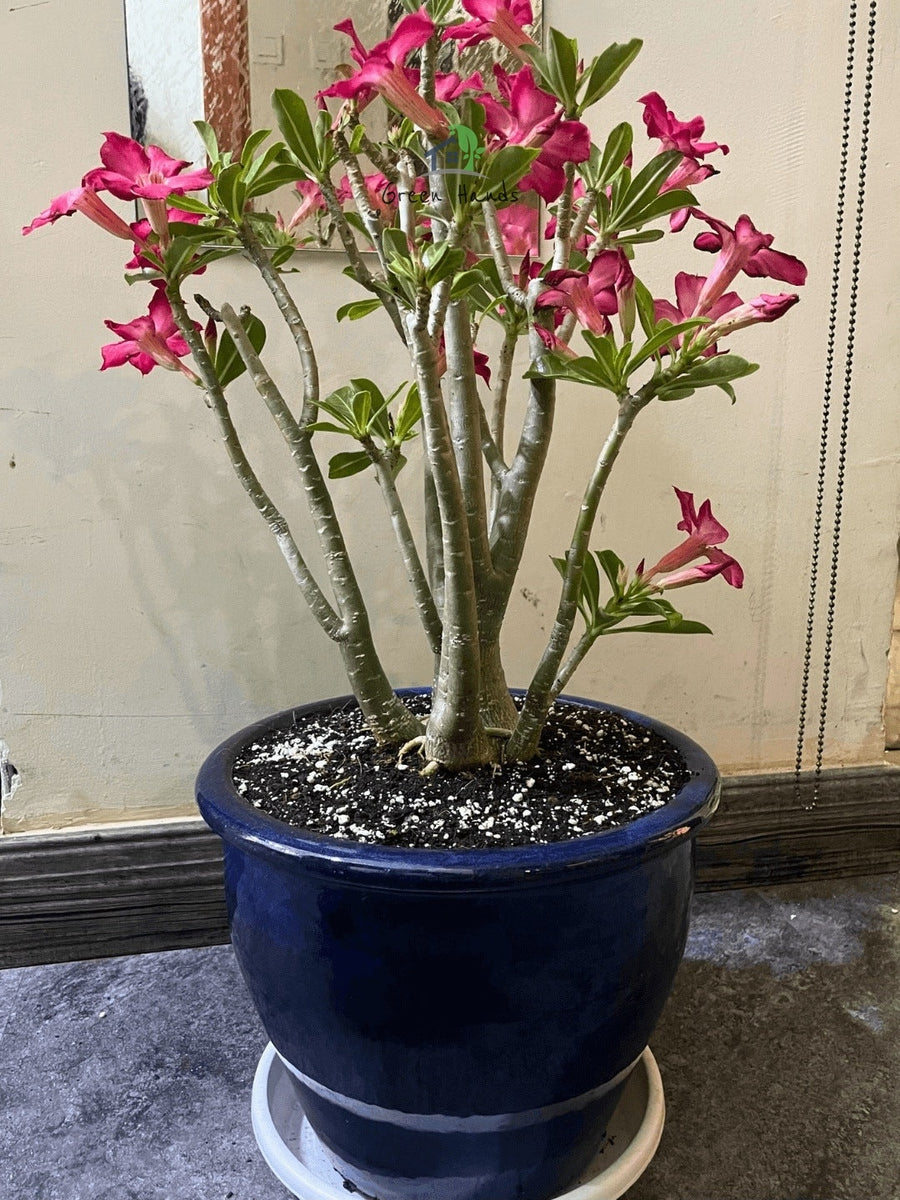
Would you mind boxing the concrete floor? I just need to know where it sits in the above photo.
[0,874,897,1200]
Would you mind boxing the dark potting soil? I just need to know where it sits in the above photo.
[232,698,690,850]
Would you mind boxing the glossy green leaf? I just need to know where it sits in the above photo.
[193,120,220,164]
[336,299,383,322]
[627,319,708,373]
[577,39,642,110]
[603,619,712,635]
[394,384,422,442]
[594,122,633,189]
[167,194,214,216]
[272,90,319,172]
[213,310,267,389]
[609,150,681,225]
[633,277,657,338]
[214,162,247,220]
[328,450,374,479]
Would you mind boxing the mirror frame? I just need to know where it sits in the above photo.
[200,0,252,154]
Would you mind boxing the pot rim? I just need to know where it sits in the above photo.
[196,689,720,887]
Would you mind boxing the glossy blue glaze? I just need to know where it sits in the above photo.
[197,692,719,1200]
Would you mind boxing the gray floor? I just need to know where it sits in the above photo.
[0,874,897,1200]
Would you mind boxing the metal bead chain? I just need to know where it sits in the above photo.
[795,0,878,804]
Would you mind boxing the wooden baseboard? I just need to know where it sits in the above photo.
[2,767,898,968]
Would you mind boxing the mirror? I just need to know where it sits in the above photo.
[125,1,543,245]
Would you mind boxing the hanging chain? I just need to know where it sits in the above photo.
[795,0,878,804]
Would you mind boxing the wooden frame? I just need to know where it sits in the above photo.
[200,0,252,155]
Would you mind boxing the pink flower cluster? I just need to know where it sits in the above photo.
[24,133,212,375]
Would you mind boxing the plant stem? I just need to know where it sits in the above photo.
[216,301,420,743]
[444,299,496,589]
[507,392,649,759]
[167,288,344,642]
[405,312,492,767]
[363,437,443,657]
[552,627,597,699]
[551,163,577,271]
[481,200,529,308]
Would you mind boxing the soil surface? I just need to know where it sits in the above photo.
[232,698,690,850]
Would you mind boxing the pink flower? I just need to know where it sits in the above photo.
[642,488,744,589]
[703,292,800,338]
[639,93,729,160]
[536,251,632,336]
[479,66,591,202]
[639,94,727,233]
[690,211,807,314]
[320,10,449,140]
[81,132,212,238]
[22,186,134,239]
[444,1,537,62]
[433,71,487,101]
[100,290,198,379]
[282,180,327,232]
[496,202,540,256]
[654,272,743,355]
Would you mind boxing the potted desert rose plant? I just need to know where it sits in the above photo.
[25,3,806,1198]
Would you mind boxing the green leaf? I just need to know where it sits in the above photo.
[655,384,697,402]
[545,28,579,110]
[214,162,246,220]
[382,226,412,265]
[581,331,626,392]
[595,549,626,598]
[627,319,708,374]
[213,311,267,389]
[525,353,617,392]
[336,298,383,322]
[194,120,220,164]
[577,39,643,110]
[162,236,201,281]
[594,122,633,189]
[478,145,541,196]
[306,421,355,437]
[677,354,760,386]
[246,165,305,199]
[269,244,296,268]
[167,194,214,216]
[577,551,602,624]
[240,129,271,167]
[617,228,665,245]
[271,90,319,173]
[393,384,422,442]
[618,188,696,230]
[423,241,466,286]
[604,619,713,635]
[328,450,373,479]
[609,150,681,226]
[633,277,657,338]
[450,269,486,300]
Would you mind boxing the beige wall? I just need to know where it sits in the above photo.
[2,0,899,832]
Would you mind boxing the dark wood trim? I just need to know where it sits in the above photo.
[2,767,898,969]
[696,765,900,890]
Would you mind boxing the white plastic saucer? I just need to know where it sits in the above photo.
[251,1044,665,1200]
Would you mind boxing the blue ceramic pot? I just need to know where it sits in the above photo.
[197,691,719,1200]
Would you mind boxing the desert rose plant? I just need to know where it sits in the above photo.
[25,0,806,773]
